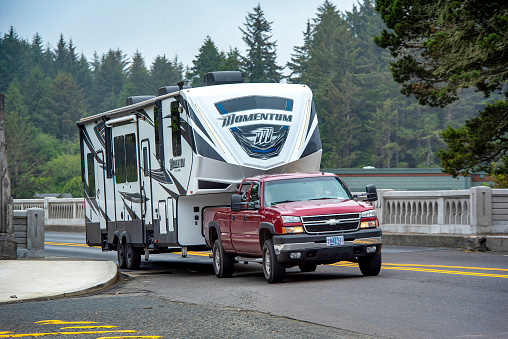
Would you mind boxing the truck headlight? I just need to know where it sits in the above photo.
[361,210,376,218]
[282,215,302,223]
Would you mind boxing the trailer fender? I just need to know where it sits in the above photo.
[113,230,132,249]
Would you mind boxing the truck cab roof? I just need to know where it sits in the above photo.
[243,172,336,183]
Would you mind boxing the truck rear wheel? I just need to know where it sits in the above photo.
[213,239,234,278]
[358,252,382,276]
[117,240,127,269]
[262,239,285,283]
[126,243,141,270]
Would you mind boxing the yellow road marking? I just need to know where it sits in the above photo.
[35,320,97,325]
[382,263,508,272]
[0,330,136,338]
[329,262,508,278]
[59,326,117,329]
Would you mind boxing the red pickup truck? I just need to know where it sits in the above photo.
[203,172,382,283]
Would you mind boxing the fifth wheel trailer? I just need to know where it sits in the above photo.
[77,71,322,269]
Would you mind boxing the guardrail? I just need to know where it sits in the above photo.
[13,187,508,235]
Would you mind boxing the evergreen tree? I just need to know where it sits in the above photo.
[240,4,282,83]
[189,36,226,87]
[287,20,312,84]
[150,55,184,93]
[4,82,43,198]
[126,50,151,95]
[43,72,88,140]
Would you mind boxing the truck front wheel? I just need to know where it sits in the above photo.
[262,239,285,283]
[213,239,234,278]
[358,252,382,276]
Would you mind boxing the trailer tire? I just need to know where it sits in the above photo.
[117,240,127,269]
[262,239,285,283]
[126,243,141,270]
[213,239,234,278]
[298,263,317,272]
[358,253,381,276]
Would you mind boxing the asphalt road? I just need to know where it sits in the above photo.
[27,233,508,338]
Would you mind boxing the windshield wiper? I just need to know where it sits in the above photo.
[308,197,335,201]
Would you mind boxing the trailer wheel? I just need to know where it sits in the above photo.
[117,240,127,269]
[262,239,285,283]
[358,252,382,276]
[126,243,141,270]
[213,239,234,278]
[298,263,317,272]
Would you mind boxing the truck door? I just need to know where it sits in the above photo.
[231,182,262,254]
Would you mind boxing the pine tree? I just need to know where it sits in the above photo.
[150,55,184,92]
[287,20,312,84]
[43,72,88,140]
[240,4,282,83]
[189,36,226,87]
[124,50,151,95]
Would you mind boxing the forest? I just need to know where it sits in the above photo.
[0,0,496,198]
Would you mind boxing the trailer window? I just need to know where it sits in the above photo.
[171,101,182,157]
[87,153,95,198]
[215,95,293,114]
[114,135,126,183]
[125,133,137,182]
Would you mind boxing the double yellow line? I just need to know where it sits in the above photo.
[331,262,508,278]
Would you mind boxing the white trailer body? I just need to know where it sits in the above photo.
[77,75,322,258]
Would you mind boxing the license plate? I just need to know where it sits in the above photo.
[326,236,344,246]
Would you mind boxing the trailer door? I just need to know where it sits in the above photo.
[141,140,153,226]
[96,150,106,230]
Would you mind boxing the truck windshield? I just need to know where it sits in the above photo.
[264,176,352,206]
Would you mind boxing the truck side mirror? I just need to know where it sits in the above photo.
[231,194,242,212]
[365,184,378,202]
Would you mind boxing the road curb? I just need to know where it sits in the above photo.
[383,233,508,252]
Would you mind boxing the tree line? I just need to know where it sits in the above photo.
[0,1,500,198]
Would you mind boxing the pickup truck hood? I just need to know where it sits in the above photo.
[268,199,373,216]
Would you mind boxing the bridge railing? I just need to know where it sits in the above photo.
[13,198,85,229]
[374,187,508,235]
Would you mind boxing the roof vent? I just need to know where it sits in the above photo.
[158,85,191,96]
[126,95,155,106]
[204,71,243,86]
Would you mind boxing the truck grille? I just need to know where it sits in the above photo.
[302,213,360,234]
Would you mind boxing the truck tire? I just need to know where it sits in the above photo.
[298,263,317,272]
[262,239,285,283]
[126,243,141,270]
[117,240,127,269]
[213,239,234,278]
[358,252,381,276]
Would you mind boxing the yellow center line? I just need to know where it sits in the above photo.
[0,330,137,338]
[382,263,508,272]
[35,320,97,325]
[329,262,508,278]
[59,326,117,329]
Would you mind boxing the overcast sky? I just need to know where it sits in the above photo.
[1,0,358,75]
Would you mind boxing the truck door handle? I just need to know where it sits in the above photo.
[243,215,246,221]
[232,215,235,221]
